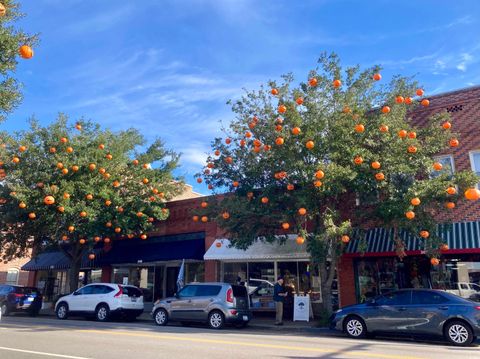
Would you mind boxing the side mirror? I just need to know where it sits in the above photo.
[174,292,179,298]
[73,291,80,296]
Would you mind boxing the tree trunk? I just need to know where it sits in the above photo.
[67,256,81,293]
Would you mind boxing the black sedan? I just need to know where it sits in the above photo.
[330,289,480,346]
[0,285,43,317]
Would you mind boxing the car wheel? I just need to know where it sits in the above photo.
[344,316,367,338]
[208,310,225,330]
[56,303,68,320]
[1,302,10,317]
[95,304,110,322]
[445,320,474,346]
[154,308,168,326]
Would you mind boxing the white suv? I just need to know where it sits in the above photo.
[55,283,144,322]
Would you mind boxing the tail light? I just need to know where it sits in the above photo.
[474,306,480,310]
[13,293,24,299]
[226,288,234,303]
[230,310,237,315]
[114,286,123,298]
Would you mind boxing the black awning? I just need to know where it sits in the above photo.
[21,250,100,271]
[97,232,205,265]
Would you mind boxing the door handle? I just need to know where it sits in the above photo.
[438,306,448,310]
[398,307,407,311]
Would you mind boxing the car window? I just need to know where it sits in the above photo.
[460,283,469,290]
[122,286,142,297]
[412,291,448,305]
[15,287,39,295]
[91,285,114,295]
[196,285,222,297]
[0,285,12,295]
[76,285,94,295]
[377,291,411,306]
[232,285,248,298]
[178,285,197,297]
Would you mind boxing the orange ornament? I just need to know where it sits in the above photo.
[99,168,106,174]
[94,236,101,242]
[132,159,139,165]
[446,186,457,195]
[296,236,305,245]
[405,211,415,220]
[411,197,421,206]
[449,138,459,147]
[354,156,363,165]
[308,78,318,87]
[371,161,381,169]
[88,254,96,260]
[201,201,208,208]
[233,181,239,187]
[373,73,382,81]
[142,178,149,184]
[379,125,389,133]
[214,150,220,156]
[19,45,34,59]
[281,222,290,230]
[298,208,307,216]
[113,180,120,187]
[75,123,82,130]
[275,125,282,132]
[465,188,480,201]
[136,211,144,217]
[395,96,404,104]
[275,137,284,146]
[261,197,269,204]
[421,99,430,107]
[354,124,365,133]
[57,162,64,169]
[305,140,314,149]
[239,140,246,147]
[245,131,252,138]
[106,154,113,160]
[398,130,407,138]
[332,79,342,88]
[62,168,69,175]
[68,226,75,232]
[63,192,70,199]
[278,104,287,114]
[442,121,451,130]
[79,239,86,245]
[291,127,301,135]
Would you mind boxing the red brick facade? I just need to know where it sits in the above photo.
[0,253,35,287]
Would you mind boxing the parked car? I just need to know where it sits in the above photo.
[55,283,144,322]
[152,282,252,329]
[0,285,43,317]
[444,282,480,299]
[247,278,274,295]
[330,289,480,346]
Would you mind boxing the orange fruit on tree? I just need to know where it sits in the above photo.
[379,125,389,133]
[86,194,93,200]
[381,106,390,114]
[449,138,459,147]
[104,237,111,244]
[446,186,457,195]
[314,180,323,187]
[19,45,34,59]
[196,178,203,184]
[44,196,55,205]
[192,215,199,222]
[66,147,73,153]
[261,197,269,204]
[88,253,96,260]
[149,196,156,202]
[142,163,150,169]
[408,131,417,139]
[214,150,220,156]
[114,227,122,233]
[296,236,305,245]
[245,131,252,138]
[19,145,27,152]
[49,147,57,153]
[375,172,385,181]
[315,170,325,179]
[395,96,404,104]
[148,217,154,223]
[19,202,26,209]
[276,117,284,124]
[103,173,111,179]
[421,99,430,107]
[371,161,381,169]
[89,163,96,171]
[433,162,443,171]
[105,200,112,206]
[430,258,439,266]
[442,121,451,130]
[201,216,208,223]
[282,222,290,230]
[275,137,284,146]
[408,145,417,153]
[106,154,113,160]
[296,97,304,105]
[445,202,455,209]
[62,235,68,241]
[354,124,365,133]
[271,88,279,95]
[253,146,261,153]
[342,106,351,114]
[136,211,144,217]
[405,97,413,105]
[354,156,363,165]
[80,211,87,217]
[287,184,295,191]
[306,140,314,149]
[28,212,36,219]
[98,143,105,150]
[253,139,262,147]
[233,181,239,187]
[11,157,19,164]
[309,78,318,87]
[68,226,75,232]
[222,212,230,220]
[57,206,65,213]
[341,235,350,243]
[201,201,208,208]
[278,104,287,114]
[132,159,139,165]
[373,73,382,81]
[208,184,214,190]
[298,208,307,216]
[57,162,64,169]
[411,197,421,206]
[239,140,246,147]
[398,130,407,138]
[225,157,233,164]
[75,123,82,130]
[332,79,342,88]
[405,211,415,220]
[99,167,106,174]
[62,168,69,175]
[465,188,480,201]
[79,239,86,245]
[60,137,68,144]
[416,88,424,97]
[63,192,70,199]
[72,165,79,172]
[291,127,301,135]
[275,124,282,131]
[440,244,449,251]
[225,138,232,145]
[248,122,256,129]
[105,221,112,228]
[113,180,120,187]
[94,236,101,242]
[419,230,429,238]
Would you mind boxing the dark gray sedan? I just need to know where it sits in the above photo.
[331,289,480,346]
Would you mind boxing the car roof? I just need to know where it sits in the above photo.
[185,282,231,286]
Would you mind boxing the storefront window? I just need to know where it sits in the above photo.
[223,262,247,285]
[186,262,205,283]
[113,268,130,285]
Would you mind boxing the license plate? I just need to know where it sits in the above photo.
[131,297,137,302]
[242,315,248,321]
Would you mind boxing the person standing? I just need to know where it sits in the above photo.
[273,276,287,325]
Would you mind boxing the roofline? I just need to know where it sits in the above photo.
[426,84,480,100]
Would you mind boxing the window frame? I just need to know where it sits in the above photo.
[469,150,480,188]
[6,268,20,285]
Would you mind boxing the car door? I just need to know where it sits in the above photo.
[193,285,222,321]
[409,290,451,335]
[86,285,109,312]
[366,290,413,333]
[170,285,198,321]
[69,285,94,311]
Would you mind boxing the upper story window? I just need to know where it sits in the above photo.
[6,268,19,285]
[469,151,480,187]
[431,155,455,179]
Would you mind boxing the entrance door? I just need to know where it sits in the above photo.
[154,266,164,301]
[166,267,180,297]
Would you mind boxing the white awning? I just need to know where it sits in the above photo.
[204,235,310,261]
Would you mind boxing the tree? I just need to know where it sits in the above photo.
[0,0,37,122]
[0,115,183,291]
[196,53,479,314]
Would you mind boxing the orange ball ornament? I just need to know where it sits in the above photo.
[79,239,86,245]
[113,180,120,187]
[114,227,122,233]
[305,140,314,149]
[296,236,305,245]
[278,104,287,114]
[281,222,290,230]
[314,180,323,187]
[232,181,239,187]
[72,165,79,172]
[373,73,382,81]
[405,211,415,220]
[19,45,34,59]
[68,226,75,232]
[225,157,233,164]
[354,124,365,133]
[449,138,459,147]
[332,79,342,88]
[381,106,390,114]
[411,197,421,206]
[57,162,64,169]
[225,138,232,145]
[132,159,139,165]
[465,188,480,201]
[105,222,112,228]
[298,208,307,216]
[442,122,451,130]
[371,161,381,169]
[62,168,69,175]
[63,192,70,199]
[106,154,113,160]
[136,212,144,217]
[98,144,105,150]
[354,156,363,165]
[44,196,55,205]
[19,145,27,152]
[446,186,457,195]
[430,258,440,266]
[142,178,149,184]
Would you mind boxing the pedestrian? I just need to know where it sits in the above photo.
[273,275,287,325]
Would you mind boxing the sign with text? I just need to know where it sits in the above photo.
[293,294,310,322]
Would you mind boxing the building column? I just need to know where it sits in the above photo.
[338,256,356,307]
[101,266,112,282]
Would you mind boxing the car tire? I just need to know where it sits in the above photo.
[56,302,68,320]
[445,320,474,346]
[0,302,9,317]
[154,308,168,326]
[95,304,110,322]
[344,315,367,338]
[208,310,225,330]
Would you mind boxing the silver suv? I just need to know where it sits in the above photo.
[152,282,251,329]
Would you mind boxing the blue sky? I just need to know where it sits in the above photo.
[6,0,480,194]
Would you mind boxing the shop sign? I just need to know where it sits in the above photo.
[293,294,310,322]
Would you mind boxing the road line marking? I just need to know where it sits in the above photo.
[78,329,426,359]
[0,346,91,359]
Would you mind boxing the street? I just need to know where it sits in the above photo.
[0,316,478,359]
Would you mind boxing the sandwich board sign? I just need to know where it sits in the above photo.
[293,295,310,322]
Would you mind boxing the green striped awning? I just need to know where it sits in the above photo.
[345,221,480,254]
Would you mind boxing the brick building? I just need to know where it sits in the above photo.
[17,86,480,311]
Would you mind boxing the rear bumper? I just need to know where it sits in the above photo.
[110,308,144,317]
[225,310,252,323]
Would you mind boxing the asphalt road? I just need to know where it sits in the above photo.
[0,316,479,359]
